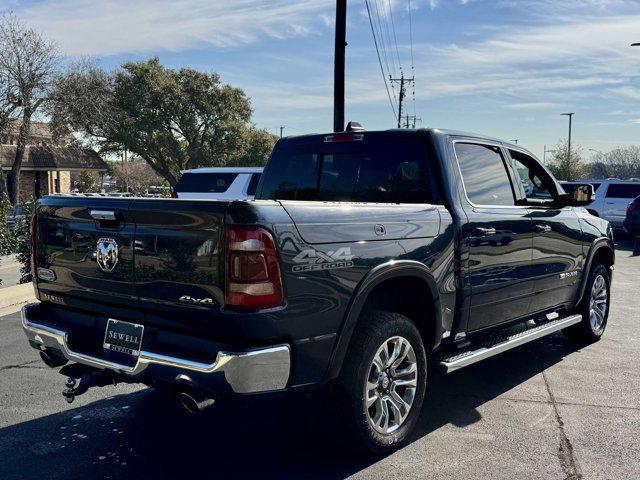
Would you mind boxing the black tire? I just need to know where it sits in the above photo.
[563,262,610,343]
[633,235,640,257]
[332,310,427,454]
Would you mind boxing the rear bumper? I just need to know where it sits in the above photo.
[21,303,291,394]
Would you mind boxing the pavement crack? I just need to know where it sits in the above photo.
[0,359,43,372]
[541,365,582,480]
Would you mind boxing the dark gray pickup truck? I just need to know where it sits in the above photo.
[22,127,614,453]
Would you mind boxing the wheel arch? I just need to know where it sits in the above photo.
[573,238,615,309]
[326,261,443,381]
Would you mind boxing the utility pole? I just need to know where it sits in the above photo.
[561,112,575,166]
[333,0,347,133]
[404,115,421,129]
[543,145,557,164]
[390,74,414,128]
[279,126,285,138]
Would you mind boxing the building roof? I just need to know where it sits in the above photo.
[0,145,108,171]
[1,120,74,145]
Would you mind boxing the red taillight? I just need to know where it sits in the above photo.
[628,203,636,213]
[225,226,283,309]
[30,214,37,279]
[170,191,178,198]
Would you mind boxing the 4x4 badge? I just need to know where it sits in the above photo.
[96,238,119,272]
[291,247,354,272]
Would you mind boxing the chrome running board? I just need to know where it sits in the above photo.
[440,314,582,373]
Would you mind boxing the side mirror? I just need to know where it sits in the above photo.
[559,183,595,207]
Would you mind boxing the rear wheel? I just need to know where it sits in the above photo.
[564,263,610,343]
[332,310,427,454]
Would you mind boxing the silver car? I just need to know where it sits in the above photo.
[562,179,640,228]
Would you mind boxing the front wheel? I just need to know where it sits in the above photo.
[332,310,427,454]
[564,263,610,343]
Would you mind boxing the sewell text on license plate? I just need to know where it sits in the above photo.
[103,319,144,356]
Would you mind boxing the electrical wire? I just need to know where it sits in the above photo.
[365,0,397,119]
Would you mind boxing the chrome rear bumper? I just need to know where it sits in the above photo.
[21,303,290,394]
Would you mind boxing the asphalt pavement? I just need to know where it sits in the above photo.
[0,241,638,480]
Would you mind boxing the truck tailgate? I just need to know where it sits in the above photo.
[36,197,142,322]
[129,199,228,336]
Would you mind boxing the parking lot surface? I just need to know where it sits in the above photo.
[0,241,638,480]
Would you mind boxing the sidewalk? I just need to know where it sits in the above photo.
[0,282,36,316]
[0,254,22,288]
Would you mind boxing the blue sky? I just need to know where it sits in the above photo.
[4,0,640,160]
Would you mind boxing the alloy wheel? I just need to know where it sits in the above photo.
[364,336,418,434]
[589,274,608,333]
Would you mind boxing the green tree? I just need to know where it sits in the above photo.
[49,58,274,186]
[228,127,278,167]
[546,139,586,181]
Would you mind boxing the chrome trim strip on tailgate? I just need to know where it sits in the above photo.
[21,304,290,394]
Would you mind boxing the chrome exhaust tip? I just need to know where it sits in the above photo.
[40,350,68,368]
[176,391,215,415]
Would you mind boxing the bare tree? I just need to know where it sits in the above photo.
[546,139,586,181]
[0,13,58,204]
[587,146,640,179]
[111,158,162,196]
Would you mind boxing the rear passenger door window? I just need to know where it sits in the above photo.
[454,143,515,206]
[605,184,640,199]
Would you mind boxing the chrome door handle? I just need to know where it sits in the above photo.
[472,227,496,237]
[534,224,551,233]
[89,210,116,221]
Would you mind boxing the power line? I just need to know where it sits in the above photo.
[365,0,397,119]
[387,0,403,75]
[407,0,417,118]
[370,0,394,80]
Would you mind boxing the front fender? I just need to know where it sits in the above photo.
[572,237,615,308]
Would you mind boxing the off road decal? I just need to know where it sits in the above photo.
[291,247,355,272]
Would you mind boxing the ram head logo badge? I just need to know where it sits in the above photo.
[96,238,119,272]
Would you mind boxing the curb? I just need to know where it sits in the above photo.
[0,283,37,310]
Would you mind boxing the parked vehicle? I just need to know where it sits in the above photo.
[623,196,640,255]
[5,204,25,231]
[173,167,263,200]
[22,128,614,453]
[561,179,640,228]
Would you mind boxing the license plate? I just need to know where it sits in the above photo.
[103,319,144,356]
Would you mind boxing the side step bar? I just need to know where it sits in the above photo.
[440,314,582,373]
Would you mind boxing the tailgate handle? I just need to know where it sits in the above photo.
[90,210,117,221]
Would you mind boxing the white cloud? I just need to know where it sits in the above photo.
[407,14,640,102]
[611,86,640,101]
[13,0,334,56]
[505,102,561,110]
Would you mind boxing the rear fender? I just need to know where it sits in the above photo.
[325,260,442,381]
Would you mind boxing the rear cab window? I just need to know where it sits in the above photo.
[175,173,238,193]
[258,135,436,204]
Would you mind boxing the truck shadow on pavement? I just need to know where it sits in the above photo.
[0,333,583,480]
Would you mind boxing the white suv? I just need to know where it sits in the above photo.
[173,167,263,200]
[562,179,640,228]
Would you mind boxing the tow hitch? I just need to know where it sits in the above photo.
[60,363,117,403]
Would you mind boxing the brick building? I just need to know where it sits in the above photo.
[0,121,107,201]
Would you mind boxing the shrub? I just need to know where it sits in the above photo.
[13,200,35,284]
